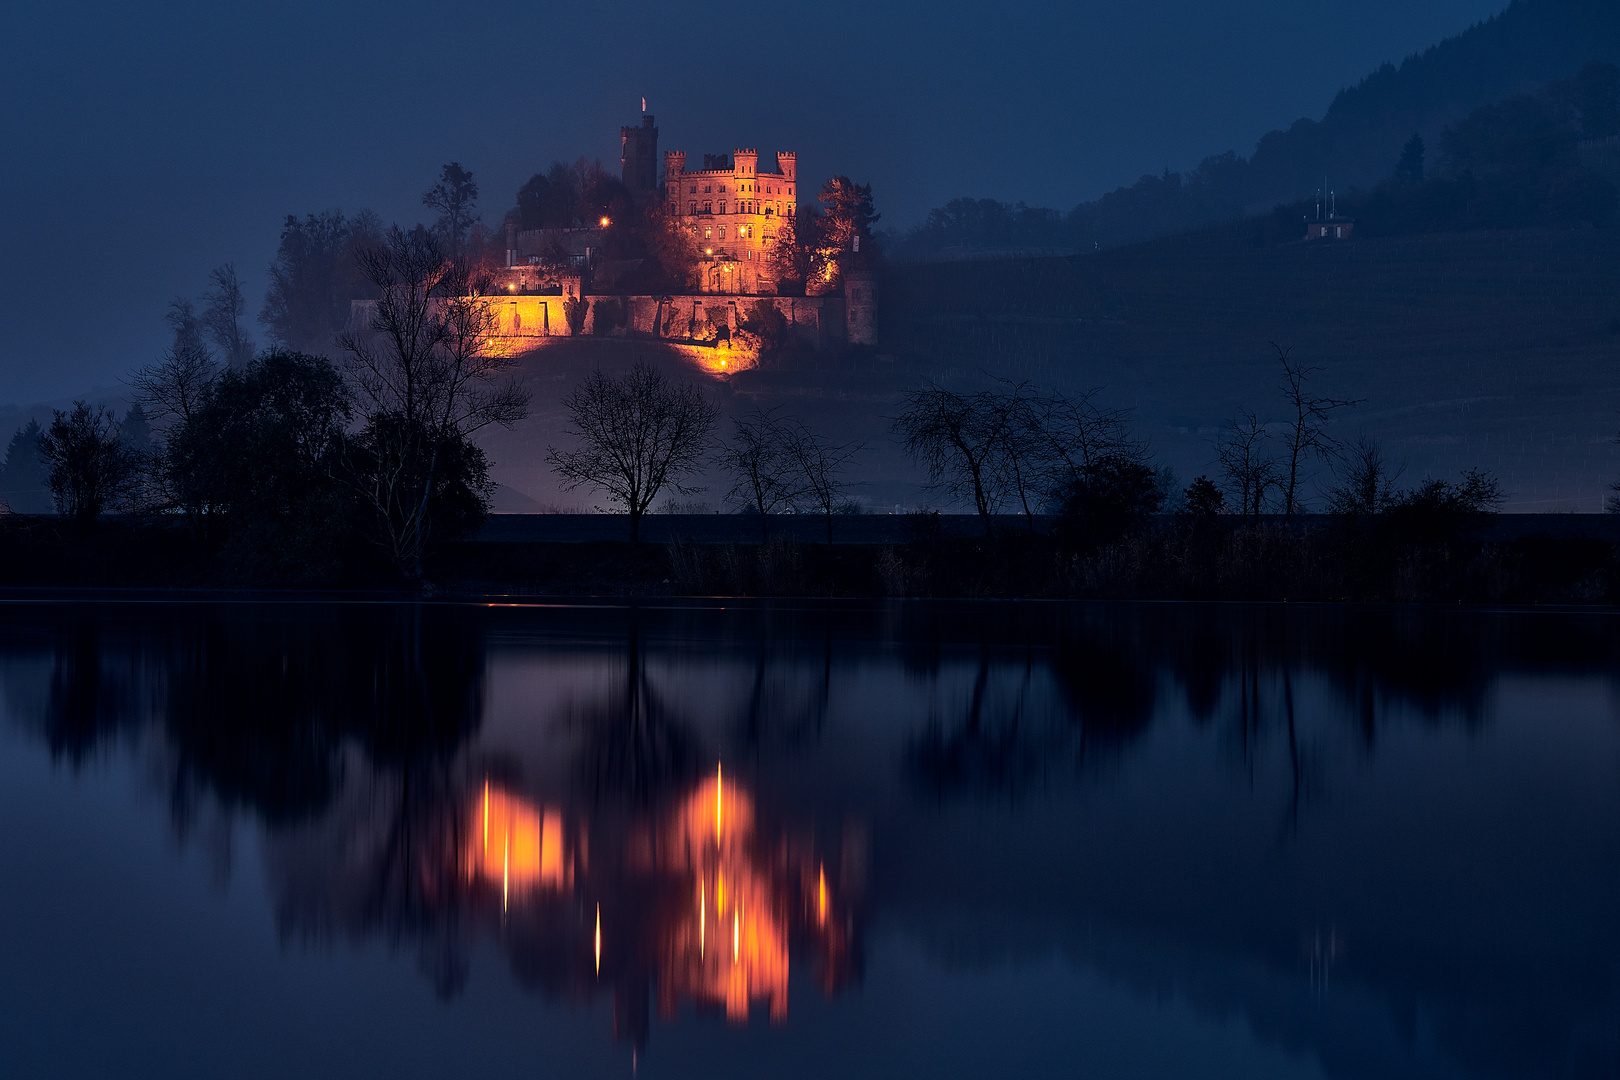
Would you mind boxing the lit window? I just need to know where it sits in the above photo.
[705,227,712,240]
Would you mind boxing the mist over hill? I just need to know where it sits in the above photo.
[895,0,1620,257]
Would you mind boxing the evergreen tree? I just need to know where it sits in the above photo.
[816,176,879,290]
[1394,134,1425,185]
[424,163,480,257]
[0,420,51,514]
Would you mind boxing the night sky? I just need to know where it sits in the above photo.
[1,0,1504,405]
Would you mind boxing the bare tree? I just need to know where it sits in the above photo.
[130,344,218,433]
[338,227,528,579]
[781,419,863,545]
[1273,344,1360,515]
[718,407,803,541]
[39,401,140,525]
[1217,409,1277,521]
[423,163,479,259]
[547,363,717,542]
[1326,435,1401,516]
[893,382,1017,536]
[984,379,1047,526]
[129,301,226,528]
[201,264,255,368]
[1027,386,1143,488]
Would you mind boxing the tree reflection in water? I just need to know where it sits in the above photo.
[901,603,1592,805]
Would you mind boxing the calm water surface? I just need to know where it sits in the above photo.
[1,599,1617,1079]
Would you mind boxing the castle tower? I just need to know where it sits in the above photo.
[845,270,878,345]
[621,113,659,194]
[734,148,758,178]
[777,152,796,183]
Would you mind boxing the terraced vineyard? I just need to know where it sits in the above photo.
[886,228,1620,511]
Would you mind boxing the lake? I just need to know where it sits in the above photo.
[1,599,1616,1079]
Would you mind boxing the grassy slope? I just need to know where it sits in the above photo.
[478,336,924,513]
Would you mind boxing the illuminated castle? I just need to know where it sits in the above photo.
[662,146,798,296]
[619,112,799,295]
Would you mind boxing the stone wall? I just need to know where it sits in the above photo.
[350,294,849,359]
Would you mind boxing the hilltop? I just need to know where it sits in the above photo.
[897,0,1620,256]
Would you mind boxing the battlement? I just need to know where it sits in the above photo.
[659,126,802,295]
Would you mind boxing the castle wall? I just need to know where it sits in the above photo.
[349,294,847,350]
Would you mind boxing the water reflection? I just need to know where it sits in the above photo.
[3,600,1620,1078]
[444,767,857,1045]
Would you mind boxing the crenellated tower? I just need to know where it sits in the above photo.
[660,131,802,295]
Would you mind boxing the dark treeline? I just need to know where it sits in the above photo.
[665,354,1579,605]
[892,7,1620,259]
[6,328,1602,602]
[0,223,530,586]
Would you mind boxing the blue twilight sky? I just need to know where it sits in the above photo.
[0,0,1505,405]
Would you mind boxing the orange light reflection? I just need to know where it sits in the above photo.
[470,786,570,900]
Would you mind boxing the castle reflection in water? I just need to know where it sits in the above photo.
[464,767,857,1043]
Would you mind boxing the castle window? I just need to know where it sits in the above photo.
[719,202,726,215]
[704,184,711,193]
[689,185,697,194]
[705,227,712,240]
[704,200,712,213]
[689,202,697,215]
[719,227,727,240]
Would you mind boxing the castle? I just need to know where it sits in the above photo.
[623,114,798,296]
[663,147,797,296]
[447,113,873,357]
